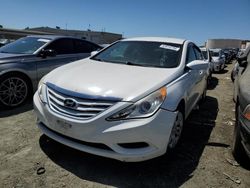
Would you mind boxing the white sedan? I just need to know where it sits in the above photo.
[34,37,208,162]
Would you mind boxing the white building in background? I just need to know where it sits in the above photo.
[206,39,250,49]
[28,27,122,44]
[0,27,123,44]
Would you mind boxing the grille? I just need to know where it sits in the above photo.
[46,85,118,120]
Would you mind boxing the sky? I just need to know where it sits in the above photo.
[0,0,250,45]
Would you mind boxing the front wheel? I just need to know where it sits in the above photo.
[0,75,29,107]
[168,111,184,149]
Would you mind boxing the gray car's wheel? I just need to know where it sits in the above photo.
[0,75,29,107]
[168,111,184,149]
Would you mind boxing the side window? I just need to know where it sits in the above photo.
[194,47,203,60]
[186,45,197,64]
[45,38,74,55]
[74,39,99,53]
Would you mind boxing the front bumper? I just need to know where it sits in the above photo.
[33,92,177,162]
[239,110,250,158]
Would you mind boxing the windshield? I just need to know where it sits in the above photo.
[92,41,182,68]
[202,51,208,59]
[210,51,220,57]
[0,37,51,54]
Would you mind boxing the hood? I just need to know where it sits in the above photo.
[44,59,181,102]
[0,52,33,64]
[0,53,25,59]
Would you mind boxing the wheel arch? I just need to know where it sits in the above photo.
[177,99,185,119]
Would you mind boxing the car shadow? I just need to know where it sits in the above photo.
[39,96,218,188]
[0,99,33,118]
[208,76,219,90]
[214,69,229,74]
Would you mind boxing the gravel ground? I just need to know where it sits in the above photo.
[0,62,249,188]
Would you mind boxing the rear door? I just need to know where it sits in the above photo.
[193,46,207,93]
[185,44,202,115]
[73,39,101,60]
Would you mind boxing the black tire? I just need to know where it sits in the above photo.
[231,71,235,82]
[232,105,246,160]
[168,110,184,150]
[201,83,207,103]
[207,73,212,86]
[0,73,31,108]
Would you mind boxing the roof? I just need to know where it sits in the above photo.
[210,48,222,52]
[27,35,85,40]
[122,37,185,44]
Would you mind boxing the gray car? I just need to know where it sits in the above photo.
[0,35,101,107]
[233,46,250,161]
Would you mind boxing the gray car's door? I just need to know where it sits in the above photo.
[36,38,101,82]
[36,38,79,81]
[72,39,101,60]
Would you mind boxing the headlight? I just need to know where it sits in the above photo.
[38,77,47,103]
[243,105,250,121]
[107,87,167,120]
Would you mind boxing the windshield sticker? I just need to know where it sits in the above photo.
[37,39,51,43]
[159,44,180,51]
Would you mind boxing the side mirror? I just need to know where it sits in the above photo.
[186,60,208,70]
[38,49,56,58]
[91,51,98,56]
[237,56,247,67]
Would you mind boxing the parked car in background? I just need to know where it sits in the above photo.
[222,49,232,64]
[34,37,208,162]
[237,49,246,58]
[99,44,110,48]
[0,35,102,107]
[0,38,12,47]
[210,48,226,72]
[233,46,250,161]
[232,46,250,82]
[200,47,213,84]
[231,62,239,82]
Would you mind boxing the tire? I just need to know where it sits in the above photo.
[231,71,235,82]
[207,73,212,86]
[0,74,30,108]
[201,83,207,103]
[168,111,184,149]
[232,105,245,160]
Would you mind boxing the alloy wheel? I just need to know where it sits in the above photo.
[0,77,28,107]
[168,111,184,149]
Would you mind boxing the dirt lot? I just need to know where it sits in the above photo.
[0,62,249,188]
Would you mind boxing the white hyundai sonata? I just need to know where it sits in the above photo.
[34,37,208,162]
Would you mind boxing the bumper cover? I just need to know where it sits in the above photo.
[33,92,177,162]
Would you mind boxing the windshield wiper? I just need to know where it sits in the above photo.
[92,58,103,62]
[125,61,144,66]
